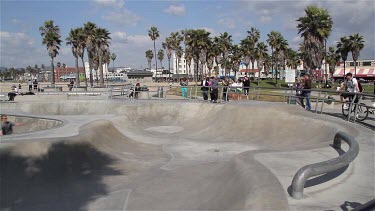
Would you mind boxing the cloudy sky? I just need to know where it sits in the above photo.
[1,0,374,69]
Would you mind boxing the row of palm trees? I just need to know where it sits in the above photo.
[146,26,297,85]
[146,5,365,85]
[40,20,113,87]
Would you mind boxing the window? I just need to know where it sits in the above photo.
[349,62,359,66]
[362,61,372,66]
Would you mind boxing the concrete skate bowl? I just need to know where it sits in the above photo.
[1,101,360,210]
[0,115,62,134]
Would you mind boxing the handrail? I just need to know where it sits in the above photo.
[290,131,359,199]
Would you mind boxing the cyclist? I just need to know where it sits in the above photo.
[337,72,360,109]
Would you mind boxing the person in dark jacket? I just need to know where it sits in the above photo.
[200,77,210,101]
[301,74,312,110]
[210,76,219,103]
[243,76,250,99]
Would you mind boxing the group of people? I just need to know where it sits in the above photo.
[27,79,38,92]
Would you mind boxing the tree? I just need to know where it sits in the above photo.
[229,45,242,79]
[216,32,232,77]
[169,31,183,81]
[157,49,164,73]
[162,38,173,80]
[255,42,268,86]
[148,26,160,80]
[326,46,340,79]
[83,22,97,87]
[66,27,85,86]
[247,27,260,70]
[145,50,154,71]
[348,33,365,76]
[39,20,62,86]
[267,31,281,79]
[297,5,333,73]
[274,35,288,85]
[92,27,111,86]
[336,36,350,77]
[111,53,116,69]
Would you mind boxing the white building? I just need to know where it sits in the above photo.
[84,62,109,80]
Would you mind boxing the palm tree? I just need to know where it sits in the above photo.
[274,36,289,85]
[162,37,174,80]
[93,27,111,86]
[111,53,116,69]
[175,46,184,81]
[66,27,84,87]
[216,32,232,77]
[229,45,242,79]
[157,49,164,74]
[326,46,340,80]
[336,36,350,77]
[255,42,268,86]
[73,27,88,87]
[185,29,211,83]
[240,37,251,73]
[145,50,154,71]
[148,26,160,80]
[39,20,62,86]
[83,22,97,87]
[247,27,260,70]
[297,5,333,73]
[267,31,281,79]
[169,32,183,81]
[348,33,365,77]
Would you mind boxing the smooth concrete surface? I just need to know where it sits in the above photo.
[0,115,62,134]
[0,100,374,211]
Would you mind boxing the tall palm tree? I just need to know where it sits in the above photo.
[185,47,193,79]
[66,27,84,86]
[267,31,281,79]
[274,36,288,85]
[39,20,62,86]
[326,46,340,79]
[297,5,333,73]
[175,46,184,81]
[255,42,268,86]
[240,37,251,72]
[348,33,365,76]
[162,37,174,80]
[93,27,111,86]
[229,44,242,79]
[169,32,183,81]
[247,27,260,70]
[111,53,116,69]
[216,32,232,77]
[145,50,154,71]
[74,27,88,87]
[157,49,164,72]
[336,36,350,77]
[185,29,211,83]
[83,22,97,87]
[148,26,160,80]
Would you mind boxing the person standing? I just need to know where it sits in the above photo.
[200,77,209,101]
[222,77,230,101]
[27,79,33,92]
[210,76,219,103]
[337,72,360,109]
[243,76,251,100]
[180,78,188,98]
[33,79,38,92]
[18,84,22,94]
[1,115,23,135]
[302,74,312,110]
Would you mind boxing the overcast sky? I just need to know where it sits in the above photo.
[1,0,374,69]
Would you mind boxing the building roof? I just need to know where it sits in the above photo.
[127,71,153,77]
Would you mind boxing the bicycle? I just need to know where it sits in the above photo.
[341,100,369,121]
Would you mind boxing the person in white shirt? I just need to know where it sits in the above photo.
[337,72,360,109]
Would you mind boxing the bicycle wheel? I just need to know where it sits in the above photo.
[355,103,369,121]
[342,103,349,117]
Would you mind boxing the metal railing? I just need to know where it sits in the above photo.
[290,131,359,199]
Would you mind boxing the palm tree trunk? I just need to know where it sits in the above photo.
[153,41,158,81]
[88,51,94,87]
[354,60,357,77]
[99,55,104,86]
[51,57,55,86]
[168,58,171,81]
[81,58,88,88]
[176,58,180,82]
[271,47,274,79]
[75,57,80,87]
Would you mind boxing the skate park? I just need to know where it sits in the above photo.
[0,93,374,211]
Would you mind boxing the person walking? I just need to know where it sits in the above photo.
[301,74,312,110]
[200,77,209,101]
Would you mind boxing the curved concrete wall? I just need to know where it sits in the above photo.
[1,115,62,134]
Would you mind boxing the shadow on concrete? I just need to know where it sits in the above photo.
[0,141,121,211]
[287,146,348,195]
[322,112,375,131]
